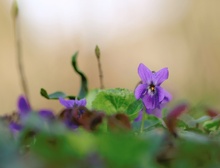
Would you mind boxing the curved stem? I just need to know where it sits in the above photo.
[13,3,29,100]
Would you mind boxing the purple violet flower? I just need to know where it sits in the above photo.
[9,122,23,134]
[59,97,87,130]
[59,97,87,108]
[17,95,32,116]
[9,95,55,133]
[17,95,54,119]
[134,63,172,118]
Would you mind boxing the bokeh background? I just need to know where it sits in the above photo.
[0,0,220,114]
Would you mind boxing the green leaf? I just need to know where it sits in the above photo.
[203,118,220,131]
[179,131,210,144]
[71,52,88,98]
[173,132,220,168]
[92,88,136,115]
[132,115,162,132]
[40,88,65,99]
[126,100,143,120]
[40,88,75,100]
[195,115,211,124]
[179,113,196,128]
[85,89,99,109]
[176,119,189,130]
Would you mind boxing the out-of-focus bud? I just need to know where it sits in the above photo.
[95,45,100,59]
[206,108,219,118]
[11,0,19,20]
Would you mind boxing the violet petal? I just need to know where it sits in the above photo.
[146,108,162,118]
[39,110,55,119]
[157,86,165,103]
[59,97,76,108]
[138,63,152,84]
[9,122,22,133]
[17,95,31,115]
[142,94,159,110]
[152,108,162,118]
[77,98,87,106]
[134,84,147,99]
[162,89,172,103]
[154,67,169,85]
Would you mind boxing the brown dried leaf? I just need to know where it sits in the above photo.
[73,106,105,131]
[107,113,131,132]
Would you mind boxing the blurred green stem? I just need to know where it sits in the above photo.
[12,0,30,100]
[95,45,104,89]
[140,109,146,134]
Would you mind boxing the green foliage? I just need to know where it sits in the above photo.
[96,133,150,168]
[3,103,220,167]
[132,115,163,133]
[92,88,139,117]
[171,131,220,168]
[71,52,88,98]
[40,88,75,99]
[85,89,99,109]
[126,100,143,120]
[203,118,220,131]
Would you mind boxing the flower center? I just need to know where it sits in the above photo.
[148,83,156,95]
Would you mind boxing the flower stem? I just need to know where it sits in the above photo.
[12,0,30,100]
[140,110,146,134]
[95,45,104,89]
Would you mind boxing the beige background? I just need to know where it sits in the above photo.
[0,0,220,114]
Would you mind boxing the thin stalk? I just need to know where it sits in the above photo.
[140,109,146,134]
[95,45,104,89]
[12,1,30,100]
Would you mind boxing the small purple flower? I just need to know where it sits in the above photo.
[17,95,32,116]
[9,122,23,134]
[17,96,54,119]
[59,97,87,108]
[135,63,172,118]
[59,97,87,129]
[9,95,55,133]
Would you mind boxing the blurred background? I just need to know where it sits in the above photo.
[0,0,220,114]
